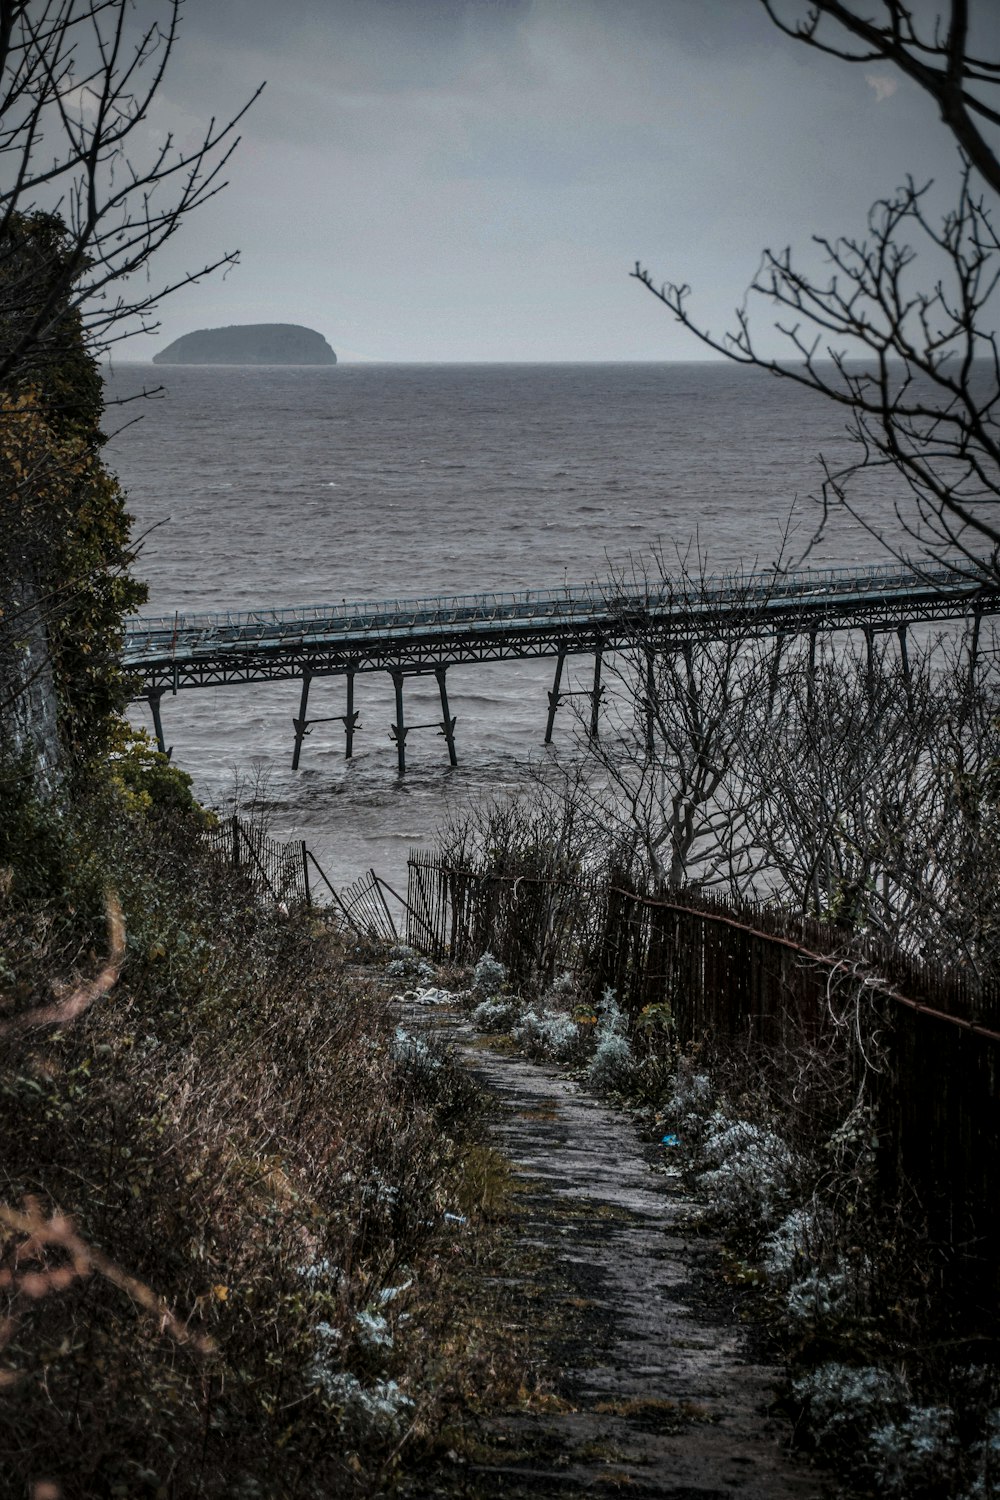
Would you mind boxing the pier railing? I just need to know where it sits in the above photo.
[124,557,987,659]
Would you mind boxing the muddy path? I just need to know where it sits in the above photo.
[406,1007,829,1499]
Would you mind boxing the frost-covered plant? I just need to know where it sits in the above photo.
[698,1112,797,1227]
[964,1409,1000,1499]
[354,1309,393,1353]
[472,951,507,996]
[386,945,436,982]
[513,1007,580,1061]
[792,1361,907,1452]
[870,1405,958,1497]
[795,1362,967,1497]
[663,1065,714,1138]
[587,1028,634,1091]
[586,988,634,1092]
[471,995,521,1033]
[391,1025,442,1077]
[308,1368,415,1439]
[544,969,577,1001]
[786,1266,852,1324]
[761,1207,818,1278]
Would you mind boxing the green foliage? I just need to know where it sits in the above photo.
[107,721,214,827]
[0,212,147,772]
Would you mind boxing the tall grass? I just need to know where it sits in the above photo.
[0,777,493,1498]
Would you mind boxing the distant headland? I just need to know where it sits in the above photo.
[153,323,337,366]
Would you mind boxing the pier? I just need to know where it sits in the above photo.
[123,559,1000,773]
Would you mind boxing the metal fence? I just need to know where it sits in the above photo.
[207,817,406,945]
[406,850,1000,1318]
[208,816,310,905]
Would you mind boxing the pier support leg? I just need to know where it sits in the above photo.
[291,673,312,770]
[807,628,818,710]
[897,624,913,710]
[644,648,656,761]
[544,651,566,744]
[148,691,171,760]
[969,607,982,693]
[589,644,603,741]
[864,625,875,697]
[767,634,786,715]
[435,666,458,767]
[391,671,407,776]
[344,671,357,759]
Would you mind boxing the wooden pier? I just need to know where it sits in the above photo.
[123,559,1000,771]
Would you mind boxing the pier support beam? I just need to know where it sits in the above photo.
[391,671,407,776]
[644,647,656,761]
[767,633,786,714]
[589,644,604,740]
[864,625,876,696]
[807,627,818,710]
[897,624,913,709]
[291,673,312,770]
[544,651,566,745]
[148,690,171,760]
[969,606,983,693]
[435,666,458,766]
[344,671,358,759]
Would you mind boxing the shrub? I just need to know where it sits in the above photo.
[512,1007,581,1061]
[472,951,507,996]
[585,988,634,1093]
[471,996,522,1032]
[0,783,495,1497]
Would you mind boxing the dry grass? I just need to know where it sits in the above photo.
[0,794,525,1498]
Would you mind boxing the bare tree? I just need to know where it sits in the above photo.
[740,624,1000,972]
[0,0,261,387]
[554,552,784,895]
[633,1,1000,581]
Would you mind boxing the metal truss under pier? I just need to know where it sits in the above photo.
[124,558,1000,773]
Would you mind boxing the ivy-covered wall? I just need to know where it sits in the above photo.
[0,214,146,787]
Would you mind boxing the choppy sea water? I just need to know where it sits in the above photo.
[104,362,902,892]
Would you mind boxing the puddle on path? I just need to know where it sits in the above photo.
[406,1006,829,1499]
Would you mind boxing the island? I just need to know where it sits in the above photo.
[153,323,337,365]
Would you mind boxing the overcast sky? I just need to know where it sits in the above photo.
[116,0,995,363]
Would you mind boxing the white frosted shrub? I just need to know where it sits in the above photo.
[664,1066,714,1137]
[471,996,521,1032]
[308,1368,414,1439]
[386,945,436,981]
[792,1362,907,1451]
[586,987,634,1091]
[544,970,577,1001]
[794,1362,968,1497]
[870,1406,958,1497]
[473,951,507,996]
[513,1007,579,1060]
[697,1113,797,1227]
[391,1024,442,1077]
[587,1030,634,1091]
[963,1409,1000,1499]
[354,1309,393,1353]
[786,1266,852,1323]
[762,1208,818,1277]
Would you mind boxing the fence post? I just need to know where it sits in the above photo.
[301,840,311,907]
[232,814,240,868]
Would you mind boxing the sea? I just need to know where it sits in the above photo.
[103,361,906,895]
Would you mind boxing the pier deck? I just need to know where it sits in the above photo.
[123,559,1000,770]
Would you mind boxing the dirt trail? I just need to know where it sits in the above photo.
[409,1006,829,1499]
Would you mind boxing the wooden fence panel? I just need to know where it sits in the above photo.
[407,850,1000,1314]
